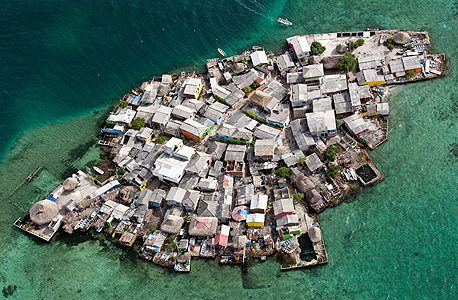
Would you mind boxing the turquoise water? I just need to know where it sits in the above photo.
[0,0,457,299]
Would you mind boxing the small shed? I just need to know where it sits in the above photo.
[305,153,324,172]
[249,194,268,213]
[161,215,184,234]
[246,213,265,227]
[343,113,369,135]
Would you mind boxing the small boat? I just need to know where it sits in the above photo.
[277,18,292,26]
[218,48,226,56]
[252,46,263,51]
[93,166,104,175]
[379,33,386,45]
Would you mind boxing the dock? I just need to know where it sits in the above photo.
[280,205,328,270]
[8,166,43,198]
[14,217,56,242]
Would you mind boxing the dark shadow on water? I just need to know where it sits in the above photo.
[54,229,140,263]
[241,259,267,290]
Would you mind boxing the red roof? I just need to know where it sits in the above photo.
[215,234,228,247]
[195,219,212,229]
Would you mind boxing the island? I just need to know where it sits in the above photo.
[14,29,446,272]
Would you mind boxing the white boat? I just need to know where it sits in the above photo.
[379,33,386,45]
[217,48,226,56]
[93,166,104,175]
[277,18,292,26]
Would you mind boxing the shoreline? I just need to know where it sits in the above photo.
[14,29,447,272]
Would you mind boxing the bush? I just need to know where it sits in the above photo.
[118,167,126,175]
[120,101,128,108]
[168,242,177,250]
[336,120,343,129]
[405,70,416,79]
[250,81,260,89]
[293,193,304,203]
[387,44,394,51]
[355,135,367,145]
[131,117,145,130]
[150,225,157,233]
[386,38,394,45]
[246,110,266,123]
[326,165,340,178]
[406,44,412,50]
[242,86,253,95]
[310,41,326,55]
[348,41,355,51]
[348,39,363,51]
[355,39,365,47]
[275,167,290,178]
[166,235,176,244]
[156,136,166,144]
[337,53,357,73]
[324,144,342,161]
[297,157,306,166]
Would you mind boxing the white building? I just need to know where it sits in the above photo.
[306,110,337,137]
[250,50,268,66]
[286,36,310,59]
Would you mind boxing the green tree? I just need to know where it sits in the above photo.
[293,193,304,203]
[326,165,340,178]
[242,86,253,95]
[406,44,412,50]
[297,157,306,166]
[120,101,128,108]
[387,44,394,51]
[156,136,166,144]
[386,38,394,45]
[324,145,342,161]
[131,117,145,130]
[405,70,416,79]
[250,81,260,89]
[355,39,364,47]
[275,167,290,178]
[150,225,157,233]
[118,167,126,175]
[168,241,177,250]
[166,235,176,247]
[336,120,343,129]
[337,53,357,73]
[310,41,326,55]
[348,40,355,51]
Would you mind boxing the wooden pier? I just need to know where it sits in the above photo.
[7,166,44,213]
[13,218,53,242]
